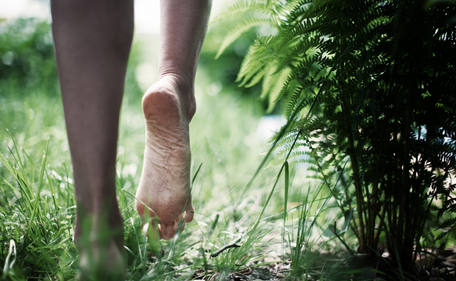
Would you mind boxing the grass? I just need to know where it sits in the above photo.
[3,15,456,281]
[0,33,365,280]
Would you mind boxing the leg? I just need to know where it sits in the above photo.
[51,0,133,278]
[135,0,212,240]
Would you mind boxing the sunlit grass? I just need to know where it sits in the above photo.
[0,35,347,280]
[0,82,350,280]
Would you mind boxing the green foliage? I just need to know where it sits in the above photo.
[0,18,58,97]
[0,20,282,278]
[217,0,456,268]
[0,138,78,280]
[200,18,269,115]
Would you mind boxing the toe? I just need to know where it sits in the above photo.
[143,221,161,241]
[184,206,194,223]
[174,217,187,233]
[159,223,175,240]
[135,199,157,222]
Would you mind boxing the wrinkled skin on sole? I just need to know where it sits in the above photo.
[135,75,195,240]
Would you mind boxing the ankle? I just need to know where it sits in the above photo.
[74,201,124,246]
[156,73,196,120]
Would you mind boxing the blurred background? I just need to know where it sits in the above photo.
[2,1,455,279]
[0,0,297,219]
[0,1,360,279]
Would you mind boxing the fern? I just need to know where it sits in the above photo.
[216,0,456,267]
[215,17,277,59]
[209,1,275,25]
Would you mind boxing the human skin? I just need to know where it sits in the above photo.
[51,0,211,278]
[136,0,212,240]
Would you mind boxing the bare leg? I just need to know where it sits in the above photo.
[135,0,212,240]
[51,0,133,279]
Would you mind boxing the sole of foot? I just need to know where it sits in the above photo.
[135,75,195,240]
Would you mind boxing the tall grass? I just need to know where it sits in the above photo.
[0,92,370,280]
[0,23,362,281]
[0,55,309,280]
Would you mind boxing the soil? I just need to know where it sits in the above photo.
[190,247,456,281]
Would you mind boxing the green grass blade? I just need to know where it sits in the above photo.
[283,161,289,262]
[283,161,289,222]
[25,138,50,243]
[3,239,17,274]
[45,168,58,215]
[192,162,203,185]
[248,131,301,237]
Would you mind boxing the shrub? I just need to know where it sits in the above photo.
[217,0,456,267]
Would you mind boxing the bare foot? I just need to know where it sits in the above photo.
[78,238,126,281]
[135,74,195,240]
[75,208,126,280]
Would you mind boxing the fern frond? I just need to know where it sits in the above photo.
[285,85,305,117]
[215,17,277,59]
[261,36,324,84]
[210,0,276,25]
[262,66,292,113]
[438,217,456,229]
[435,231,448,242]
[236,36,276,86]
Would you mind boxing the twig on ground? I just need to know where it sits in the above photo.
[210,237,242,258]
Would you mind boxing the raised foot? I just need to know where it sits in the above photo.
[135,75,195,240]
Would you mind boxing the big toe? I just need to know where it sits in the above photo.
[160,223,176,240]
[184,205,194,223]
